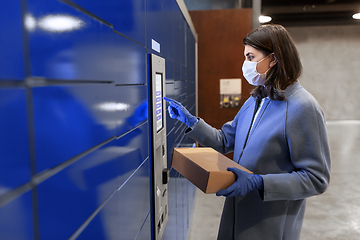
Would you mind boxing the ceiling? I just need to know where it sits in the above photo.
[262,0,360,26]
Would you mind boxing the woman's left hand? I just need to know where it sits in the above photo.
[216,168,264,198]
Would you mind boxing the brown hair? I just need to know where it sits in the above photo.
[243,24,302,100]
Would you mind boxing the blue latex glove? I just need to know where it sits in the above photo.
[164,97,198,127]
[126,101,148,127]
[216,167,264,198]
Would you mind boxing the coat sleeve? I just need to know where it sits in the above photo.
[185,98,253,154]
[261,94,331,201]
[184,118,237,154]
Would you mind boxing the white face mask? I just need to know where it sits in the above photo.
[242,55,271,86]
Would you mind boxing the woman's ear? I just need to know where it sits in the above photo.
[269,53,278,68]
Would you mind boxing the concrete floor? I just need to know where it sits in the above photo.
[188,120,360,240]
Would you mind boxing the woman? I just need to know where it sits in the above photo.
[164,24,330,240]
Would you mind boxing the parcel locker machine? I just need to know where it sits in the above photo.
[150,54,169,240]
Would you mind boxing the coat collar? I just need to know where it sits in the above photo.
[284,81,302,98]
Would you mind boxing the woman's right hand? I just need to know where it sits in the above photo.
[163,97,198,127]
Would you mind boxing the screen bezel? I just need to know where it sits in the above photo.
[155,72,164,133]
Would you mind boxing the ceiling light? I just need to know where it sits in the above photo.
[259,15,272,24]
[24,14,36,31]
[353,13,360,20]
[96,102,130,112]
[38,15,84,32]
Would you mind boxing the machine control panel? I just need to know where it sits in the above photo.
[150,54,168,240]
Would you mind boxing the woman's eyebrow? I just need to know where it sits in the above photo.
[245,52,252,56]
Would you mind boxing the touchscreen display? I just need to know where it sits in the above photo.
[156,73,163,132]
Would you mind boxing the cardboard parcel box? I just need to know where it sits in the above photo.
[171,148,252,194]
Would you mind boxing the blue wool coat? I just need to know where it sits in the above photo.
[186,82,331,240]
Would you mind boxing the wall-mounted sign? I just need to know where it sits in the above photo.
[220,78,241,108]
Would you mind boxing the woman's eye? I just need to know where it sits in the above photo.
[248,56,254,61]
